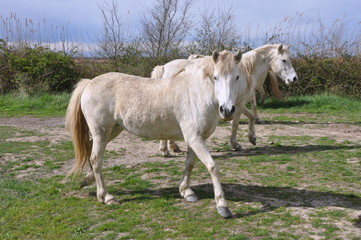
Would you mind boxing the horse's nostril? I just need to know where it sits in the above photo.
[231,106,235,114]
[220,106,224,113]
[293,76,298,81]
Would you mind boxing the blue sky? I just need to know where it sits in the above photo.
[1,0,360,44]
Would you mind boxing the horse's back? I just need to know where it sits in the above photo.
[81,72,185,140]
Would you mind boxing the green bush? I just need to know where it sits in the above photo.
[0,40,15,93]
[0,44,79,94]
[274,57,361,99]
[74,56,170,79]
[2,39,361,99]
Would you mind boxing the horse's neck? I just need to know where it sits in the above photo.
[244,50,272,86]
[193,74,218,107]
[188,58,219,108]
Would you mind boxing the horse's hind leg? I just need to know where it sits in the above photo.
[252,93,262,124]
[81,125,123,188]
[80,125,123,188]
[87,125,123,204]
[229,109,243,151]
[80,139,94,188]
[179,146,198,202]
[243,108,256,145]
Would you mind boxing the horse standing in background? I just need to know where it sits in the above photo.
[229,44,298,150]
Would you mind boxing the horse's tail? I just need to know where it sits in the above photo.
[65,79,92,177]
[268,71,284,100]
[151,65,164,79]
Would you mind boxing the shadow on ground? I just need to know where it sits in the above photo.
[212,144,361,158]
[103,181,361,223]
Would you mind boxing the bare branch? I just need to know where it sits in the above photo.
[96,0,130,63]
[193,6,241,55]
[140,0,193,58]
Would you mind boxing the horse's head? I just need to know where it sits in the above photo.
[212,50,243,121]
[270,44,298,84]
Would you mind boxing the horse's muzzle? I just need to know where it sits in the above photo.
[286,75,298,84]
[219,105,235,121]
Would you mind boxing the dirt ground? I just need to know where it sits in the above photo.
[1,113,360,184]
[1,113,361,175]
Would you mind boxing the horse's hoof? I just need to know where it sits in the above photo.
[105,198,120,205]
[80,172,95,188]
[163,152,172,158]
[249,136,257,146]
[217,206,232,218]
[185,195,198,202]
[255,118,263,124]
[80,179,91,188]
[80,181,87,188]
[234,145,242,151]
[171,146,182,153]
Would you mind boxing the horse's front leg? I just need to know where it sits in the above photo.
[251,93,261,124]
[229,109,243,151]
[243,107,256,146]
[188,139,232,218]
[179,146,198,202]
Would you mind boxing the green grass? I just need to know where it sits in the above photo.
[1,92,361,121]
[258,93,361,122]
[0,93,70,117]
[1,93,361,239]
[0,126,43,139]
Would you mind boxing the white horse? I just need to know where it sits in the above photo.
[189,54,285,123]
[65,50,245,218]
[229,44,298,150]
[154,44,298,156]
[189,53,286,123]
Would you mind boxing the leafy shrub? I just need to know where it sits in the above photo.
[274,57,361,99]
[0,44,79,94]
[74,56,169,79]
[0,40,16,93]
[11,47,79,93]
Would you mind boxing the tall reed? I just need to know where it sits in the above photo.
[0,12,80,56]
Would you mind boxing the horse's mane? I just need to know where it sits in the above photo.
[257,71,284,100]
[202,56,215,80]
[202,51,252,91]
[202,51,241,77]
[268,71,284,100]
[188,54,205,60]
[242,44,289,75]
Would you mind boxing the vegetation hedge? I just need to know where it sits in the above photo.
[0,42,79,94]
[74,55,361,99]
[278,57,361,99]
[1,42,361,99]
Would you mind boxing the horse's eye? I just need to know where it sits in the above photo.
[236,75,239,80]
[282,59,287,63]
[214,76,217,80]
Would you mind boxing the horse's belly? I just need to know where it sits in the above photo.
[120,117,183,140]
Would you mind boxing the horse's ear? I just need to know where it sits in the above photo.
[234,50,242,63]
[285,45,290,50]
[212,50,219,63]
[278,44,284,53]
